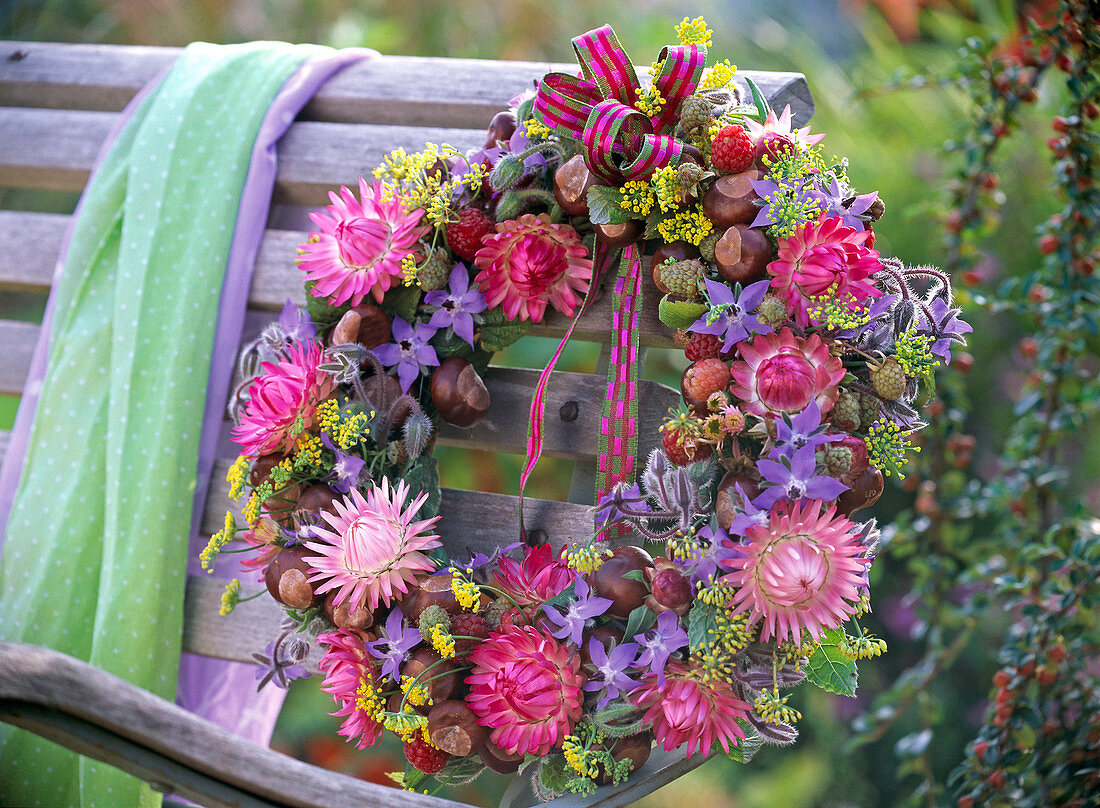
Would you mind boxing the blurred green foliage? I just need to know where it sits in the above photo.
[3,1,1094,806]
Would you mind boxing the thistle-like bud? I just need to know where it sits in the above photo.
[489,153,525,192]
[402,411,434,458]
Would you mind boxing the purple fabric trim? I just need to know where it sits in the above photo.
[175,47,376,746]
[0,66,173,547]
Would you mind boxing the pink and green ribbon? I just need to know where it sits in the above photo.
[519,26,704,532]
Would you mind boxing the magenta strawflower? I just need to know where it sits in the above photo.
[493,543,576,608]
[298,177,428,306]
[466,626,585,756]
[317,628,384,750]
[729,328,845,416]
[231,340,336,457]
[630,662,752,756]
[720,498,870,646]
[473,213,592,322]
[304,477,441,612]
[767,213,882,328]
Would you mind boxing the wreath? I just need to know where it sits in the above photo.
[202,17,971,799]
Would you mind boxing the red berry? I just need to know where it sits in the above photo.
[1027,284,1050,303]
[404,736,450,774]
[988,770,1006,790]
[1055,53,1074,73]
[993,669,1012,688]
[446,208,496,262]
[660,414,711,466]
[1047,136,1066,155]
[682,358,730,404]
[1049,644,1067,664]
[1038,234,1059,254]
[684,332,722,362]
[958,798,975,808]
[1052,116,1069,133]
[450,612,488,653]
[973,741,989,761]
[709,125,755,173]
[961,269,982,287]
[1019,338,1038,359]
[1038,667,1057,686]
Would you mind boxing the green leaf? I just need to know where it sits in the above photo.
[303,280,350,330]
[478,306,532,351]
[805,628,859,696]
[430,326,475,361]
[725,721,763,764]
[587,185,629,225]
[744,76,772,122]
[687,599,719,651]
[384,283,421,323]
[403,454,441,519]
[624,603,656,640]
[541,582,577,613]
[622,569,648,584]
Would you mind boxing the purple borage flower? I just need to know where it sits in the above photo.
[424,264,487,347]
[917,297,973,364]
[754,444,849,509]
[278,299,317,342]
[584,639,641,709]
[373,316,440,393]
[749,176,878,233]
[542,576,613,647]
[726,485,771,537]
[364,609,421,682]
[770,401,838,461]
[688,277,772,353]
[633,611,688,688]
[320,433,366,494]
[594,482,651,526]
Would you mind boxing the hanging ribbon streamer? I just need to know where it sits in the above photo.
[517,25,704,529]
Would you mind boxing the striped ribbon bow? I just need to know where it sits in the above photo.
[519,26,705,536]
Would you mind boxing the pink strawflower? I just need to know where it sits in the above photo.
[630,662,752,756]
[317,628,384,749]
[238,517,281,582]
[767,214,882,328]
[493,543,576,608]
[466,626,585,756]
[744,103,826,153]
[298,178,428,306]
[304,478,441,612]
[473,213,592,323]
[729,327,845,417]
[720,499,870,646]
[231,340,336,457]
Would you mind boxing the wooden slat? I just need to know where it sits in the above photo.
[0,320,37,396]
[0,41,814,130]
[0,642,470,808]
[0,214,681,346]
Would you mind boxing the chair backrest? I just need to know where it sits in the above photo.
[0,41,813,674]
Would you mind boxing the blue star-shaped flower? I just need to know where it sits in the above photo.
[373,316,440,392]
[424,263,487,347]
[584,639,640,709]
[688,277,772,353]
[633,611,688,688]
[542,576,613,647]
[770,402,838,460]
[364,609,421,682]
[754,444,849,509]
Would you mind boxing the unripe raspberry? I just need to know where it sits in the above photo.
[869,356,906,400]
[416,247,452,291]
[823,443,853,476]
[831,391,861,432]
[757,293,789,327]
[698,230,720,263]
[660,259,706,300]
[859,393,880,427]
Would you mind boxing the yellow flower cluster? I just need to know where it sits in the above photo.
[373,143,485,228]
[523,117,553,140]
[335,411,371,451]
[355,677,386,722]
[695,578,735,608]
[753,688,802,724]
[566,542,611,575]
[316,398,341,435]
[675,16,713,48]
[618,180,655,216]
[401,254,419,287]
[650,165,681,214]
[226,456,250,501]
[699,60,738,91]
[219,579,241,616]
[451,577,481,611]
[841,633,888,660]
[634,85,665,118]
[656,206,713,245]
[894,328,939,381]
[200,511,237,572]
[666,529,698,563]
[400,675,434,708]
[242,491,262,527]
[430,624,456,659]
[382,708,429,743]
[562,733,600,780]
[292,433,324,474]
[866,418,919,478]
[808,285,871,331]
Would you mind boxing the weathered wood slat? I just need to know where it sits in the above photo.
[0,41,814,129]
[0,320,38,396]
[0,210,65,290]
[0,642,470,808]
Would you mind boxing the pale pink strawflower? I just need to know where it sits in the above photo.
[630,662,752,756]
[473,213,592,323]
[317,628,384,749]
[729,327,845,416]
[231,340,336,457]
[466,626,585,756]
[720,498,870,646]
[493,543,575,608]
[298,178,428,306]
[304,478,441,612]
[767,213,882,328]
[744,104,826,153]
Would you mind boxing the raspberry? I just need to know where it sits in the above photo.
[660,412,712,466]
[859,392,880,427]
[450,612,488,653]
[684,332,722,362]
[416,247,452,291]
[660,259,705,300]
[446,208,496,262]
[831,391,861,432]
[709,125,754,174]
[869,356,906,400]
[404,736,450,774]
[682,358,730,403]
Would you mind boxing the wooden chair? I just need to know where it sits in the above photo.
[0,41,813,808]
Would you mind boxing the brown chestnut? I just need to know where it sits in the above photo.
[350,304,391,350]
[479,742,523,774]
[483,110,517,149]
[330,309,362,346]
[714,224,772,285]
[594,219,644,248]
[650,241,699,270]
[360,371,402,416]
[265,545,323,609]
[405,572,460,623]
[430,357,491,429]
[715,472,762,531]
[553,155,597,217]
[324,590,374,631]
[595,731,653,785]
[837,466,884,516]
[428,700,487,756]
[403,647,459,703]
[248,453,282,488]
[295,484,341,518]
[701,170,763,228]
[589,546,653,619]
